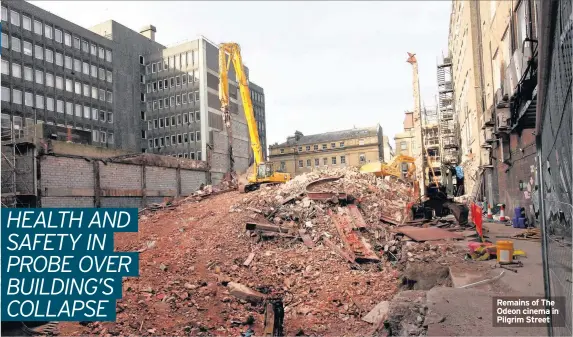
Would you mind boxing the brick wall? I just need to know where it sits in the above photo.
[495,129,537,223]
[38,155,207,208]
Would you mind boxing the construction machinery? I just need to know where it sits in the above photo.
[218,43,291,193]
[359,155,416,180]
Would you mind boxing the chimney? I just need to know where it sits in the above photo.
[294,131,304,141]
[140,25,156,41]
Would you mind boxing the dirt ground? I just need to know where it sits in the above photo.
[58,191,400,336]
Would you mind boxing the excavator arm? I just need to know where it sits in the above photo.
[219,43,263,166]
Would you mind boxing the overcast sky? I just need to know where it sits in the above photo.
[32,1,451,149]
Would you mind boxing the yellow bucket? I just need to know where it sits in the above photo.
[496,240,514,264]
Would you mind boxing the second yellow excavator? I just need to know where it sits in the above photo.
[219,43,291,192]
[359,155,417,180]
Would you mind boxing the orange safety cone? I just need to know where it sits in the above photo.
[487,204,493,219]
[499,204,506,221]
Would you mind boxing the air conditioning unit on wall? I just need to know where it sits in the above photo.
[496,108,511,130]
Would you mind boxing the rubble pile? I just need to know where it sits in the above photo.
[58,167,468,337]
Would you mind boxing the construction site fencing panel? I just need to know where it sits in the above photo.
[538,0,573,336]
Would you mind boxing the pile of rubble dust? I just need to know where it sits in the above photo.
[57,167,469,337]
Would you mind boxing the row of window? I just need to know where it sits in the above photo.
[143,50,199,73]
[278,141,346,154]
[147,132,202,148]
[147,112,201,130]
[296,156,348,168]
[1,6,112,62]
[1,36,113,83]
[2,61,113,102]
[146,92,200,110]
[1,86,114,122]
[145,72,200,91]
[149,151,202,161]
[250,91,264,104]
[92,129,114,144]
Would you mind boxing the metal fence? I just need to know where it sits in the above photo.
[538,0,573,336]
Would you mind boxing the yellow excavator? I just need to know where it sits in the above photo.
[359,155,417,180]
[218,43,291,193]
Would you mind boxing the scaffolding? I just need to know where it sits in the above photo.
[437,55,460,165]
[1,120,38,208]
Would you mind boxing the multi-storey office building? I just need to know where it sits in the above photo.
[1,1,264,185]
[1,1,116,146]
[249,81,267,160]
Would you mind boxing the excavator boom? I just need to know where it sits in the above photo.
[218,42,290,192]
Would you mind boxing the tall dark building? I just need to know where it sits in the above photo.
[249,81,266,160]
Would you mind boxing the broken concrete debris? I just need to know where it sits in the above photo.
[61,166,482,337]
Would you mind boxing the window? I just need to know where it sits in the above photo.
[314,158,319,166]
[12,89,22,104]
[189,132,195,142]
[298,146,302,152]
[157,62,162,72]
[170,77,174,87]
[164,79,168,88]
[400,141,407,150]
[170,96,175,107]
[24,92,33,107]
[177,134,182,144]
[55,76,63,89]
[1,86,10,102]
[65,56,72,69]
[99,89,105,101]
[189,112,194,122]
[35,69,43,85]
[91,65,97,77]
[158,100,163,109]
[56,100,64,113]
[108,133,114,144]
[146,84,151,93]
[106,70,112,83]
[64,33,71,46]
[22,15,31,30]
[171,135,176,144]
[92,130,99,142]
[153,119,158,129]
[306,159,311,167]
[11,10,20,26]
[322,144,327,150]
[340,156,346,164]
[197,151,202,160]
[36,95,44,109]
[305,145,310,151]
[359,139,365,146]
[323,158,327,165]
[46,97,54,111]
[194,91,200,101]
[81,40,89,52]
[177,114,182,125]
[1,32,8,48]
[196,131,201,141]
[359,154,366,162]
[151,63,156,73]
[331,143,336,148]
[331,157,336,165]
[92,108,99,120]
[12,63,21,78]
[182,94,187,104]
[1,6,7,21]
[73,59,81,72]
[280,148,285,154]
[195,111,200,121]
[1,58,8,75]
[182,74,187,85]
[34,45,43,60]
[176,76,181,86]
[65,79,73,92]
[46,49,53,63]
[65,102,72,115]
[24,66,33,81]
[184,133,189,143]
[107,91,112,103]
[298,160,303,168]
[153,100,158,110]
[100,110,107,121]
[339,142,344,148]
[45,25,53,39]
[164,98,169,108]
[147,139,153,148]
[55,52,63,66]
[11,37,21,52]
[55,29,62,43]
[194,70,199,82]
[73,81,81,94]
[73,36,80,49]
[158,81,163,90]
[83,84,90,97]
[83,105,90,119]
[82,62,89,75]
[91,44,97,56]
[176,95,181,105]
